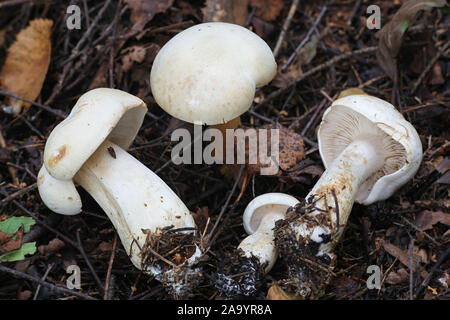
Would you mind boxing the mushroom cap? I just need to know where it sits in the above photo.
[37,165,82,215]
[150,22,277,125]
[318,94,423,205]
[39,88,147,215]
[243,193,299,235]
[44,88,147,180]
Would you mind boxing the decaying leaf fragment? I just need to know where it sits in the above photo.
[250,0,284,22]
[125,0,174,32]
[376,0,446,80]
[0,19,53,115]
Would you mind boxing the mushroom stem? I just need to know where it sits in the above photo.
[293,139,384,257]
[73,140,197,273]
[238,211,284,273]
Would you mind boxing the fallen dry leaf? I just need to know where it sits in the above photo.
[376,0,446,80]
[414,210,450,231]
[37,238,65,255]
[385,268,409,285]
[125,0,174,32]
[202,0,249,25]
[0,19,52,114]
[0,227,23,253]
[250,0,284,21]
[121,45,147,72]
[267,284,300,300]
[382,241,421,271]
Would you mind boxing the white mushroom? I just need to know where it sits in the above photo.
[239,193,299,273]
[150,22,277,126]
[37,88,201,296]
[215,193,298,297]
[274,94,423,298]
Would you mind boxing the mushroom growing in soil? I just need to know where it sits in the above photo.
[215,193,299,297]
[274,94,423,298]
[37,88,202,297]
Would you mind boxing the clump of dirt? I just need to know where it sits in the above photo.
[214,248,266,298]
[139,226,203,298]
[274,200,336,299]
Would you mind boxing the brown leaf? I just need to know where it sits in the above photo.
[382,241,420,271]
[267,284,300,300]
[250,0,284,21]
[376,0,446,80]
[0,19,52,114]
[385,268,409,285]
[121,45,147,72]
[246,123,305,175]
[0,228,23,253]
[125,0,174,32]
[429,62,445,85]
[414,210,450,231]
[202,0,249,25]
[37,238,65,255]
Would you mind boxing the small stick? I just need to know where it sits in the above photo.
[273,0,300,58]
[411,41,449,94]
[0,263,97,300]
[0,183,37,205]
[33,263,54,300]
[208,165,245,242]
[414,246,450,298]
[409,238,415,300]
[104,233,118,300]
[282,5,328,71]
[76,231,105,295]
[0,87,67,118]
[254,46,378,111]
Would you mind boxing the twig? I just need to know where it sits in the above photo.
[346,0,362,26]
[0,87,67,118]
[273,0,300,57]
[33,263,54,300]
[414,246,450,298]
[300,98,327,136]
[0,263,97,300]
[409,238,414,300]
[282,4,328,71]
[76,231,105,295]
[254,46,378,111]
[104,233,118,300]
[411,41,450,94]
[0,0,42,8]
[45,0,112,105]
[208,165,245,242]
[8,197,78,248]
[0,182,37,205]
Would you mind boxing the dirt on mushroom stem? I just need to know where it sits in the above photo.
[274,197,337,299]
[138,226,204,298]
[214,248,267,298]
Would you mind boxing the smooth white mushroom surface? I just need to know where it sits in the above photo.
[150,22,277,125]
[238,193,299,273]
[37,88,200,282]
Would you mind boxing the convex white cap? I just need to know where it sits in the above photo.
[150,22,277,125]
[318,94,423,205]
[38,88,147,215]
